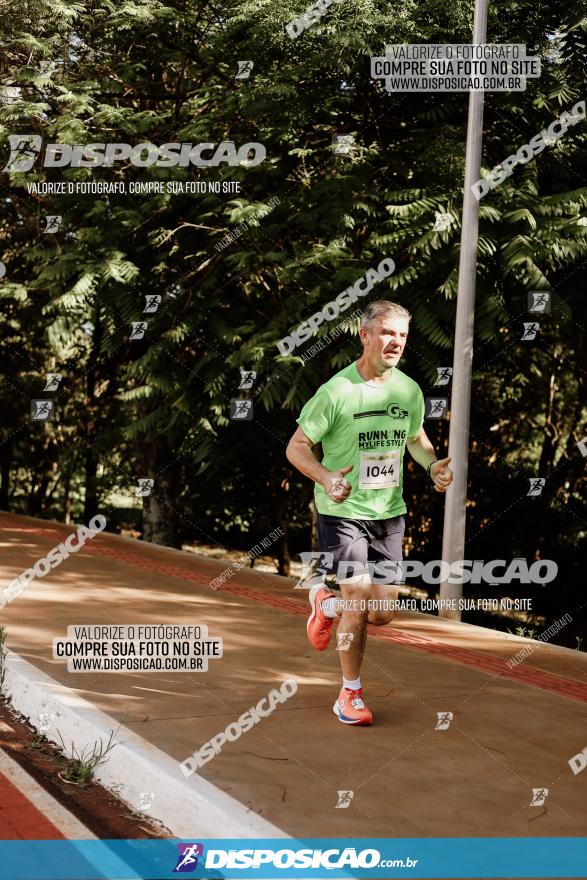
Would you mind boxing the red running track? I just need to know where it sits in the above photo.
[0,765,64,839]
[3,517,587,705]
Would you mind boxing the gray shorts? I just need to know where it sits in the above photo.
[317,513,405,582]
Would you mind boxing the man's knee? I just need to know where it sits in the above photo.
[368,609,395,626]
[338,575,370,611]
[340,605,369,624]
[366,586,399,625]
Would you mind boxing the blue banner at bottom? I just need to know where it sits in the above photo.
[0,838,585,879]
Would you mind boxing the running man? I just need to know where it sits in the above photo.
[286,300,453,726]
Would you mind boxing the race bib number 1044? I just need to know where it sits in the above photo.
[358,450,400,489]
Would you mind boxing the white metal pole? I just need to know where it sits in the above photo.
[439,0,489,620]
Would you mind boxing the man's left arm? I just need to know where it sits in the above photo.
[406,427,453,494]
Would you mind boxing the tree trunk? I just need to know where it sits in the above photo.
[83,310,101,522]
[538,362,561,479]
[30,474,50,516]
[276,505,291,576]
[0,439,11,509]
[84,443,98,522]
[63,465,72,525]
[141,438,181,548]
[276,526,291,576]
[142,489,179,546]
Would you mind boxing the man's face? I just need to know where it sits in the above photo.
[360,315,410,371]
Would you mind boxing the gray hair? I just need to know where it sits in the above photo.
[360,300,411,330]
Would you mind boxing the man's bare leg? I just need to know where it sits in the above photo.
[336,575,370,678]
[366,580,401,626]
[329,574,374,724]
[308,572,401,725]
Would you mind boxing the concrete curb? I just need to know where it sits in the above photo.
[4,650,288,839]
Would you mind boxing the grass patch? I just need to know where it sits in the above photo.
[55,728,117,786]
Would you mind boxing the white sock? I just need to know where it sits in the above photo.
[321,597,338,618]
[343,676,362,691]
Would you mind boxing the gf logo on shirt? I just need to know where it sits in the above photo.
[353,403,408,420]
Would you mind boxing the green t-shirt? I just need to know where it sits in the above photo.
[296,361,425,520]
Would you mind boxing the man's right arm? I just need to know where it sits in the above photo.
[286,426,353,502]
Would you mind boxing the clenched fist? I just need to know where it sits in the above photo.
[430,457,453,493]
[323,465,353,503]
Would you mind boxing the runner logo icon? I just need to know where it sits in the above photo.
[4,134,42,171]
[530,788,549,806]
[174,843,204,873]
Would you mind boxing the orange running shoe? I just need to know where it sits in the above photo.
[333,687,373,725]
[307,584,336,651]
